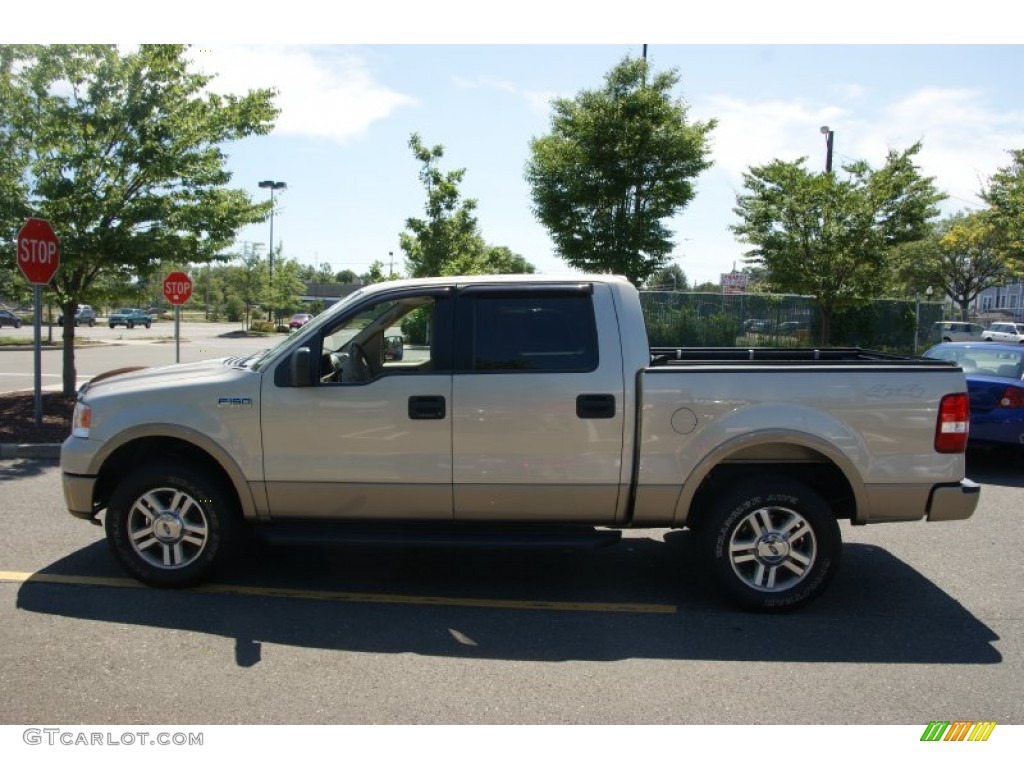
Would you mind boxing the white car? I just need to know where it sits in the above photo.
[935,321,984,342]
[982,322,1024,343]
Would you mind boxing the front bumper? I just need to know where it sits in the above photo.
[62,472,99,520]
[927,479,981,522]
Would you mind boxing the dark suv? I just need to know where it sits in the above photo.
[57,305,97,327]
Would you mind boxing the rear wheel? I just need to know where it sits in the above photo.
[105,463,239,587]
[701,475,841,612]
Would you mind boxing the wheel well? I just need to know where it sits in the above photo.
[685,455,856,530]
[94,437,241,514]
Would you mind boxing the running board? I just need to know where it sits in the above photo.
[253,522,623,550]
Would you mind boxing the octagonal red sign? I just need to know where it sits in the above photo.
[163,271,193,305]
[16,217,60,285]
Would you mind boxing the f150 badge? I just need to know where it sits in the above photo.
[217,397,253,408]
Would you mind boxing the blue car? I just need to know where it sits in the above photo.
[923,342,1024,450]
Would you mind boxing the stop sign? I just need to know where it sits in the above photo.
[16,218,60,285]
[163,271,193,305]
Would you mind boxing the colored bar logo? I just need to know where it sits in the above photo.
[921,721,997,742]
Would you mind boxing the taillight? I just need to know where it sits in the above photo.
[935,393,969,453]
[1000,387,1024,409]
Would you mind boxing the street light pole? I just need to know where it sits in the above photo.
[820,126,835,172]
[258,180,286,324]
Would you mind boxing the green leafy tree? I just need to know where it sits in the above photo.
[982,148,1024,274]
[335,268,358,284]
[645,263,688,291]
[0,44,278,393]
[526,56,715,286]
[897,211,1011,320]
[400,133,486,278]
[731,143,945,342]
[265,255,306,326]
[400,133,533,277]
[230,246,268,330]
[361,260,393,285]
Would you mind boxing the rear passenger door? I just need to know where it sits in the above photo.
[451,283,627,522]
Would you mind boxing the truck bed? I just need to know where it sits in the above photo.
[650,346,954,368]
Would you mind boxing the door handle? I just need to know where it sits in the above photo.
[576,393,616,419]
[409,395,446,420]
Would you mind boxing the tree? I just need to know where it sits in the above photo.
[0,45,278,393]
[897,212,1012,320]
[645,263,688,291]
[264,256,306,325]
[400,133,486,278]
[982,148,1024,274]
[525,56,715,286]
[400,133,534,277]
[335,268,358,284]
[731,143,945,342]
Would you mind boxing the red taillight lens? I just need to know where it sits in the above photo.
[999,386,1024,408]
[935,393,969,453]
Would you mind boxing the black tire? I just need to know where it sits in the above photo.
[109,324,115,329]
[127,321,134,329]
[144,321,151,329]
[14,320,21,329]
[701,475,841,612]
[104,463,240,587]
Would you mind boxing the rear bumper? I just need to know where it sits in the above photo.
[927,479,981,522]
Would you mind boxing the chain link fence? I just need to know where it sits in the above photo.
[639,291,945,353]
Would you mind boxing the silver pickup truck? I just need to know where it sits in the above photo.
[61,275,979,611]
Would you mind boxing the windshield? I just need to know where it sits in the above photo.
[247,288,372,371]
[926,346,1024,378]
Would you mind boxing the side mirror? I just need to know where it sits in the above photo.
[292,347,314,387]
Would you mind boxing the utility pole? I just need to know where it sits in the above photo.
[820,126,835,173]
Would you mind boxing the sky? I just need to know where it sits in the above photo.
[12,3,1024,287]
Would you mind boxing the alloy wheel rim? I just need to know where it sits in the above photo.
[728,505,817,592]
[127,487,210,570]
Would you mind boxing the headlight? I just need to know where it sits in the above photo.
[71,402,92,438]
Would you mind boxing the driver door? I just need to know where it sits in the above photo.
[260,288,454,520]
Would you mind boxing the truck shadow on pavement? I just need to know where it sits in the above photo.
[16,533,1001,668]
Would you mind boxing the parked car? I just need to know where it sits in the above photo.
[0,309,23,328]
[742,319,773,333]
[56,305,96,327]
[288,313,313,329]
[923,342,1024,450]
[982,322,1024,343]
[935,321,984,342]
[108,308,151,329]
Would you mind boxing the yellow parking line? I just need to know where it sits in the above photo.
[0,570,676,614]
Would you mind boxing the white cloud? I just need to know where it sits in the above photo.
[694,87,1024,212]
[193,45,416,143]
[697,96,848,177]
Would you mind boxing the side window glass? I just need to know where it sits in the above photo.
[471,295,598,372]
[320,295,441,383]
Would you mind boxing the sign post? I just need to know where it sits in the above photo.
[163,271,193,363]
[16,218,61,427]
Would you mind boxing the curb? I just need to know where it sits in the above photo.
[0,443,61,460]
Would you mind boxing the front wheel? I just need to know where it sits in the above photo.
[104,463,239,587]
[701,475,841,612]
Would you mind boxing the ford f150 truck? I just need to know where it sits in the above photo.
[61,275,980,611]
